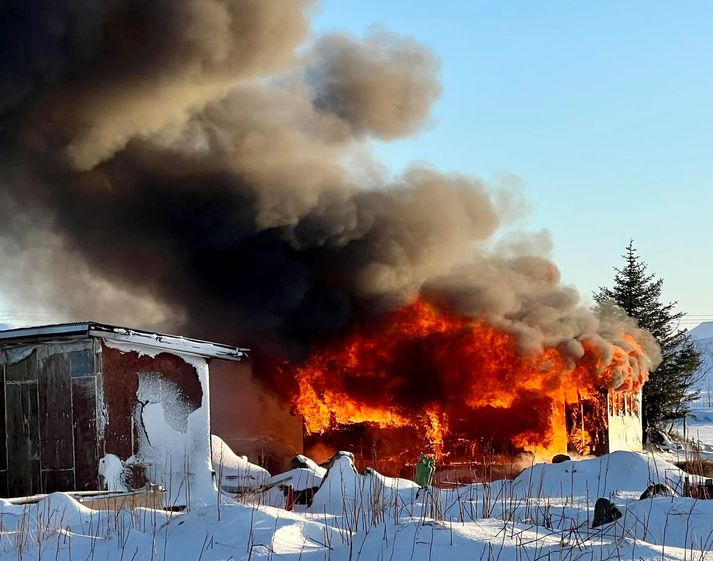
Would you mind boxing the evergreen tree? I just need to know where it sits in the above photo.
[594,240,701,438]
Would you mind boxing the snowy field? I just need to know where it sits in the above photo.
[1,451,712,561]
[672,408,713,459]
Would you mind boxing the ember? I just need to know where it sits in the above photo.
[289,299,651,473]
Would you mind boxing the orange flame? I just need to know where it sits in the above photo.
[290,299,649,464]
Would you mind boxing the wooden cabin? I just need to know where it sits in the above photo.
[0,323,247,504]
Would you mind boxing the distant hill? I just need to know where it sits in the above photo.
[0,323,11,331]
[690,322,713,407]
[691,322,713,342]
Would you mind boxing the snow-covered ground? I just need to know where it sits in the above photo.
[673,408,713,459]
[1,451,711,561]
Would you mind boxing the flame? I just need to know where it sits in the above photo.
[424,408,448,459]
[290,299,649,465]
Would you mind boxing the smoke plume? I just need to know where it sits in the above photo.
[0,0,660,379]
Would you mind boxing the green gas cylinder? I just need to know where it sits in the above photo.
[414,453,436,487]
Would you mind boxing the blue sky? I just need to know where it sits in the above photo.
[313,0,713,328]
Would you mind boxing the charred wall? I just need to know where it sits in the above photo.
[100,343,202,461]
[0,339,101,497]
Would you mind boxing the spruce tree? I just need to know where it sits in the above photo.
[594,240,701,439]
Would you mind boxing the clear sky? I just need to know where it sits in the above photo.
[313,0,713,329]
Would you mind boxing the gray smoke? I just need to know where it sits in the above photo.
[309,31,442,139]
[0,0,660,379]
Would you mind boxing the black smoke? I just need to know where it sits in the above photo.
[0,0,659,375]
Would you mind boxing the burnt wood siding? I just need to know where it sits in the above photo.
[5,351,40,496]
[6,352,38,382]
[38,353,74,484]
[72,377,99,490]
[0,362,6,496]
[0,342,101,497]
[6,380,41,496]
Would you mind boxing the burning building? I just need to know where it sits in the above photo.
[0,1,661,482]
[0,323,247,504]
[285,299,648,477]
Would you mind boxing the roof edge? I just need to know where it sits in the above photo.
[0,322,248,361]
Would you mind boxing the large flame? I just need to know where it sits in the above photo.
[290,299,649,465]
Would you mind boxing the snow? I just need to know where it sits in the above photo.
[267,467,322,492]
[293,454,327,477]
[606,498,713,550]
[684,408,713,453]
[98,454,128,492]
[0,447,712,559]
[504,450,696,498]
[212,434,270,491]
[93,325,248,361]
[310,454,360,513]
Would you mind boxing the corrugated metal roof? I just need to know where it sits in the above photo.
[0,322,248,361]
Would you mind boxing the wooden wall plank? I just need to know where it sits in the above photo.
[38,353,74,473]
[6,382,40,497]
[0,471,8,497]
[72,378,99,490]
[5,351,37,382]
[0,364,6,473]
[43,469,75,494]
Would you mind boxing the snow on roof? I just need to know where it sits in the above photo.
[0,322,248,361]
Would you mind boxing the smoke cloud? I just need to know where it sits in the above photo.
[309,31,442,139]
[0,0,660,379]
